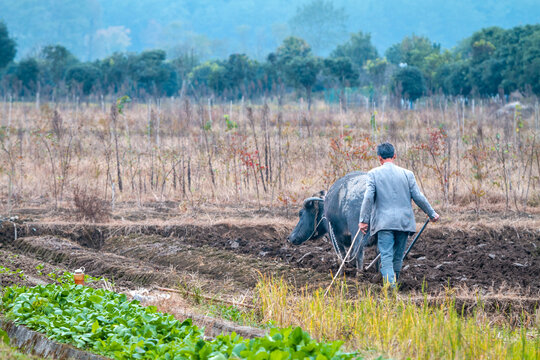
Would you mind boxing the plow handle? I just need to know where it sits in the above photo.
[403,217,430,260]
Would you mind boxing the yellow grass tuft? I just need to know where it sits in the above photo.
[256,275,540,359]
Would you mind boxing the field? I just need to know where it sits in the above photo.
[0,97,539,359]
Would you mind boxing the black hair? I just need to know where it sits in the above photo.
[377,142,395,159]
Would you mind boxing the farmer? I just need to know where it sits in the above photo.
[359,142,439,286]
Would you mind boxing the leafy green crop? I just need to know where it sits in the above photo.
[0,266,25,280]
[1,284,359,360]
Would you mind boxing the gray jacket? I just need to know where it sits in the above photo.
[359,162,436,236]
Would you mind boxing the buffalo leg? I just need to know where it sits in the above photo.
[346,221,365,274]
[329,220,348,259]
[354,232,371,273]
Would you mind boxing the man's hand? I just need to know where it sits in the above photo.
[430,213,440,222]
[359,222,369,234]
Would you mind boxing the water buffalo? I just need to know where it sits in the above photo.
[287,171,376,270]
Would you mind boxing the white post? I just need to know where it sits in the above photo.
[75,96,79,124]
[208,98,212,124]
[8,94,12,130]
[111,181,115,211]
[147,99,151,145]
[513,106,517,146]
[535,102,539,132]
[36,89,40,111]
[241,96,244,130]
[461,98,465,139]
[7,95,12,213]
[156,98,161,148]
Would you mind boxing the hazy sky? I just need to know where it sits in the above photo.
[1,0,539,60]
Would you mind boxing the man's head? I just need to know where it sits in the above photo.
[377,142,396,163]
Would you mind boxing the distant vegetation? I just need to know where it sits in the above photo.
[0,20,539,104]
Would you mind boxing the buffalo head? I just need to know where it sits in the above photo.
[287,196,326,245]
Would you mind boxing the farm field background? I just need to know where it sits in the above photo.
[0,97,538,359]
[1,97,538,213]
[1,1,539,357]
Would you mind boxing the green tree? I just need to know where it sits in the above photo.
[521,29,540,94]
[15,58,39,92]
[385,43,403,65]
[331,31,378,69]
[434,61,471,95]
[469,59,504,95]
[385,35,440,67]
[274,37,320,109]
[0,21,16,69]
[324,57,358,87]
[471,39,496,64]
[392,66,426,103]
[263,52,285,100]
[160,62,179,97]
[275,36,312,64]
[324,57,358,110]
[99,52,130,94]
[463,25,540,95]
[189,61,227,95]
[224,54,256,98]
[39,45,78,84]
[285,55,320,108]
[128,50,176,96]
[170,50,200,85]
[65,63,101,95]
[386,35,443,91]
[364,58,388,88]
[288,0,348,55]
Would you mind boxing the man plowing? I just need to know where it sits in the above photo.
[359,142,440,287]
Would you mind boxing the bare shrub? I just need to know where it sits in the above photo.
[72,186,110,222]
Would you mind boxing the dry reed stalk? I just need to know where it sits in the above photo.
[0,100,538,215]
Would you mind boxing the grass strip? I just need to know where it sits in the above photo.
[0,340,42,360]
[257,276,540,359]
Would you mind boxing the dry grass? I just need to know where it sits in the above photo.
[0,98,538,218]
[256,275,540,360]
[0,342,41,360]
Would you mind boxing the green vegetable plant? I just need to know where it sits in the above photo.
[0,266,25,280]
[1,282,360,360]
[35,264,44,276]
[204,303,259,327]
[45,270,105,286]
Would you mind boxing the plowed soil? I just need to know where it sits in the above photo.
[0,216,539,314]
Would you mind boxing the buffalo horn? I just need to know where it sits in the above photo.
[303,197,324,206]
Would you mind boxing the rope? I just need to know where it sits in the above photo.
[304,197,366,265]
[303,199,324,241]
[327,220,344,261]
[324,227,363,297]
[348,230,366,262]
[306,215,325,241]
[326,219,365,264]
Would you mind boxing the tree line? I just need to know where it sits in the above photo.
[0,21,539,105]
